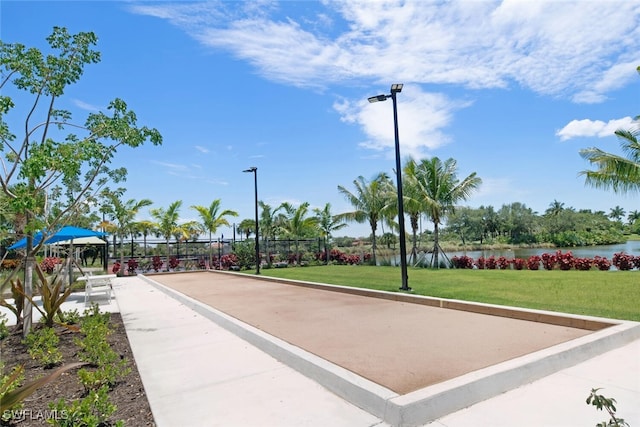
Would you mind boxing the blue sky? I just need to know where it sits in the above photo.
[2,1,639,238]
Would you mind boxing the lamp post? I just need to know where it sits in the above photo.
[243,167,260,274]
[368,84,410,291]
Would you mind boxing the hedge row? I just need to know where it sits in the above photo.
[451,251,639,271]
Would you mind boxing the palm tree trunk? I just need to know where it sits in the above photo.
[208,231,213,269]
[165,239,170,271]
[370,221,378,265]
[433,222,440,268]
[410,214,419,264]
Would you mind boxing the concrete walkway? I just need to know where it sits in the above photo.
[4,276,639,426]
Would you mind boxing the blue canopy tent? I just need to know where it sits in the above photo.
[8,225,106,250]
[8,225,108,287]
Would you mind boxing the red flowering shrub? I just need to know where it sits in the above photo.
[612,252,635,271]
[169,256,180,269]
[127,258,139,274]
[634,255,640,270]
[541,252,557,270]
[152,255,163,272]
[316,249,362,265]
[593,256,611,271]
[474,256,486,270]
[513,258,525,270]
[198,258,207,269]
[452,255,474,269]
[526,255,541,270]
[556,251,574,271]
[40,257,61,274]
[345,254,361,265]
[574,257,593,271]
[112,261,121,274]
[220,254,239,269]
[485,256,498,270]
[497,256,511,270]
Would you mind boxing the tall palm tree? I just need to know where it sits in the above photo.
[403,159,427,263]
[238,218,255,239]
[150,200,182,270]
[609,206,626,222]
[313,203,347,264]
[278,202,318,264]
[579,125,640,195]
[191,199,238,268]
[258,201,284,268]
[337,173,392,265]
[627,210,640,225]
[408,157,482,267]
[101,191,153,274]
[133,219,156,257]
[178,220,204,258]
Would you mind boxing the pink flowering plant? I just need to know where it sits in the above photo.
[39,257,61,274]
[526,255,541,270]
[127,258,139,274]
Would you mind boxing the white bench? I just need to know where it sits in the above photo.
[79,274,116,305]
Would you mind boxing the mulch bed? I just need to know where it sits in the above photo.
[1,313,154,426]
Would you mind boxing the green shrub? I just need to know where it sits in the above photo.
[74,306,129,391]
[56,308,81,325]
[0,313,9,341]
[47,384,123,427]
[23,327,62,368]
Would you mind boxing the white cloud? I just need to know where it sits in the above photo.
[556,117,637,141]
[150,160,188,171]
[194,145,209,153]
[131,1,640,101]
[334,85,471,159]
[72,99,100,112]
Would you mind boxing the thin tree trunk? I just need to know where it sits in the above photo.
[433,222,440,268]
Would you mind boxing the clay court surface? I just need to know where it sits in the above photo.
[150,272,595,395]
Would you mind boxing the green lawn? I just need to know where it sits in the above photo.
[254,265,640,321]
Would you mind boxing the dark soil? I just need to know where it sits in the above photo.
[1,314,154,426]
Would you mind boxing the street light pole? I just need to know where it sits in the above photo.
[243,167,260,274]
[368,84,410,291]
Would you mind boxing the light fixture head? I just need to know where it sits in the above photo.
[368,94,388,103]
[390,83,403,93]
[243,167,257,173]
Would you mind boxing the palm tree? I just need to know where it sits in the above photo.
[191,199,238,268]
[627,210,640,225]
[609,206,626,223]
[177,220,204,258]
[134,219,156,257]
[403,158,427,263]
[150,200,182,270]
[101,191,153,274]
[258,201,284,268]
[313,203,347,264]
[579,125,640,195]
[238,218,255,239]
[407,157,482,267]
[337,173,392,265]
[278,202,318,265]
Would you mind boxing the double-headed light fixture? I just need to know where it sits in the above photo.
[368,84,410,291]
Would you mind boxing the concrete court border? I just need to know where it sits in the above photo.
[138,272,640,427]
